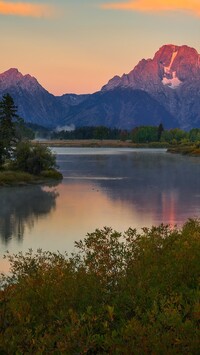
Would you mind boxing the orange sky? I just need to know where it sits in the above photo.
[101,0,200,16]
[0,1,199,95]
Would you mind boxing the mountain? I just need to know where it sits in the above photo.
[0,69,61,127]
[102,45,200,129]
[0,45,200,130]
[57,93,91,109]
[0,69,89,128]
[64,88,176,129]
[0,66,177,130]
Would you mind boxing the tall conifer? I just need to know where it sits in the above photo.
[0,93,19,164]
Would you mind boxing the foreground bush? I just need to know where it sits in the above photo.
[1,220,200,353]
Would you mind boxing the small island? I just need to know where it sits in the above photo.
[0,94,62,186]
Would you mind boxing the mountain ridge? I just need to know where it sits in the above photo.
[101,44,200,129]
[0,44,199,129]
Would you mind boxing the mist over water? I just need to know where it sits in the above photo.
[0,148,200,272]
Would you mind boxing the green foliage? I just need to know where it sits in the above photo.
[0,169,62,186]
[161,128,188,144]
[52,126,126,140]
[0,94,61,181]
[0,170,34,185]
[0,94,35,168]
[189,128,200,143]
[1,220,200,353]
[49,124,200,148]
[15,119,35,141]
[40,169,63,180]
[131,126,160,143]
[157,123,164,141]
[13,141,57,175]
[0,94,19,164]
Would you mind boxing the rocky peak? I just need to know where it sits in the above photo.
[0,68,45,93]
[0,68,23,83]
[155,44,200,84]
[102,44,200,91]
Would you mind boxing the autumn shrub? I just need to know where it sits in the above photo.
[0,220,200,353]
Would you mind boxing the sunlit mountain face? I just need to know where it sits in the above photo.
[0,44,199,129]
[102,45,200,91]
[101,44,200,129]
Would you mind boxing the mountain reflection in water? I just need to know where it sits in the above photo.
[0,148,200,273]
[0,185,58,244]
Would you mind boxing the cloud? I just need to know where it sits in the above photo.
[0,1,54,18]
[101,0,200,17]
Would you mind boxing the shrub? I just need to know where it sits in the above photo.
[14,141,57,175]
[1,220,200,353]
[40,169,63,180]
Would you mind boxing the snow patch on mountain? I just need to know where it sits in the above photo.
[161,50,182,89]
[163,50,178,74]
[162,71,182,89]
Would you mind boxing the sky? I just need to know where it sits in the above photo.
[0,0,199,95]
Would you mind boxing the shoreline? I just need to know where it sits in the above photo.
[167,146,200,157]
[35,139,168,149]
[35,139,200,156]
[0,169,63,187]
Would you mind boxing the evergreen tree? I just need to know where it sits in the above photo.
[158,123,164,141]
[0,93,19,164]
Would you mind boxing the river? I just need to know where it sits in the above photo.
[0,148,200,272]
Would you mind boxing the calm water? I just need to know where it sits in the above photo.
[0,148,200,272]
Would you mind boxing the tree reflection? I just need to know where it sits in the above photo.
[0,185,59,244]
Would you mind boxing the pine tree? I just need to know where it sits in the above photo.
[0,93,20,164]
[158,123,164,141]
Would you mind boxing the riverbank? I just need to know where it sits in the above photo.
[167,145,200,156]
[36,139,200,157]
[8,140,200,160]
[0,169,63,186]
[35,139,168,148]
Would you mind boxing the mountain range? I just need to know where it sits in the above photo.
[0,44,200,130]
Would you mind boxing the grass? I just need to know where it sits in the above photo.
[35,139,169,148]
[0,169,63,186]
[167,145,200,156]
[40,168,63,180]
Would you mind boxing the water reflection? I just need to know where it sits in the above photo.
[0,149,200,271]
[0,185,58,244]
[58,149,200,228]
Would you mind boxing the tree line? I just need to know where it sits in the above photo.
[52,124,200,144]
[52,126,125,140]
